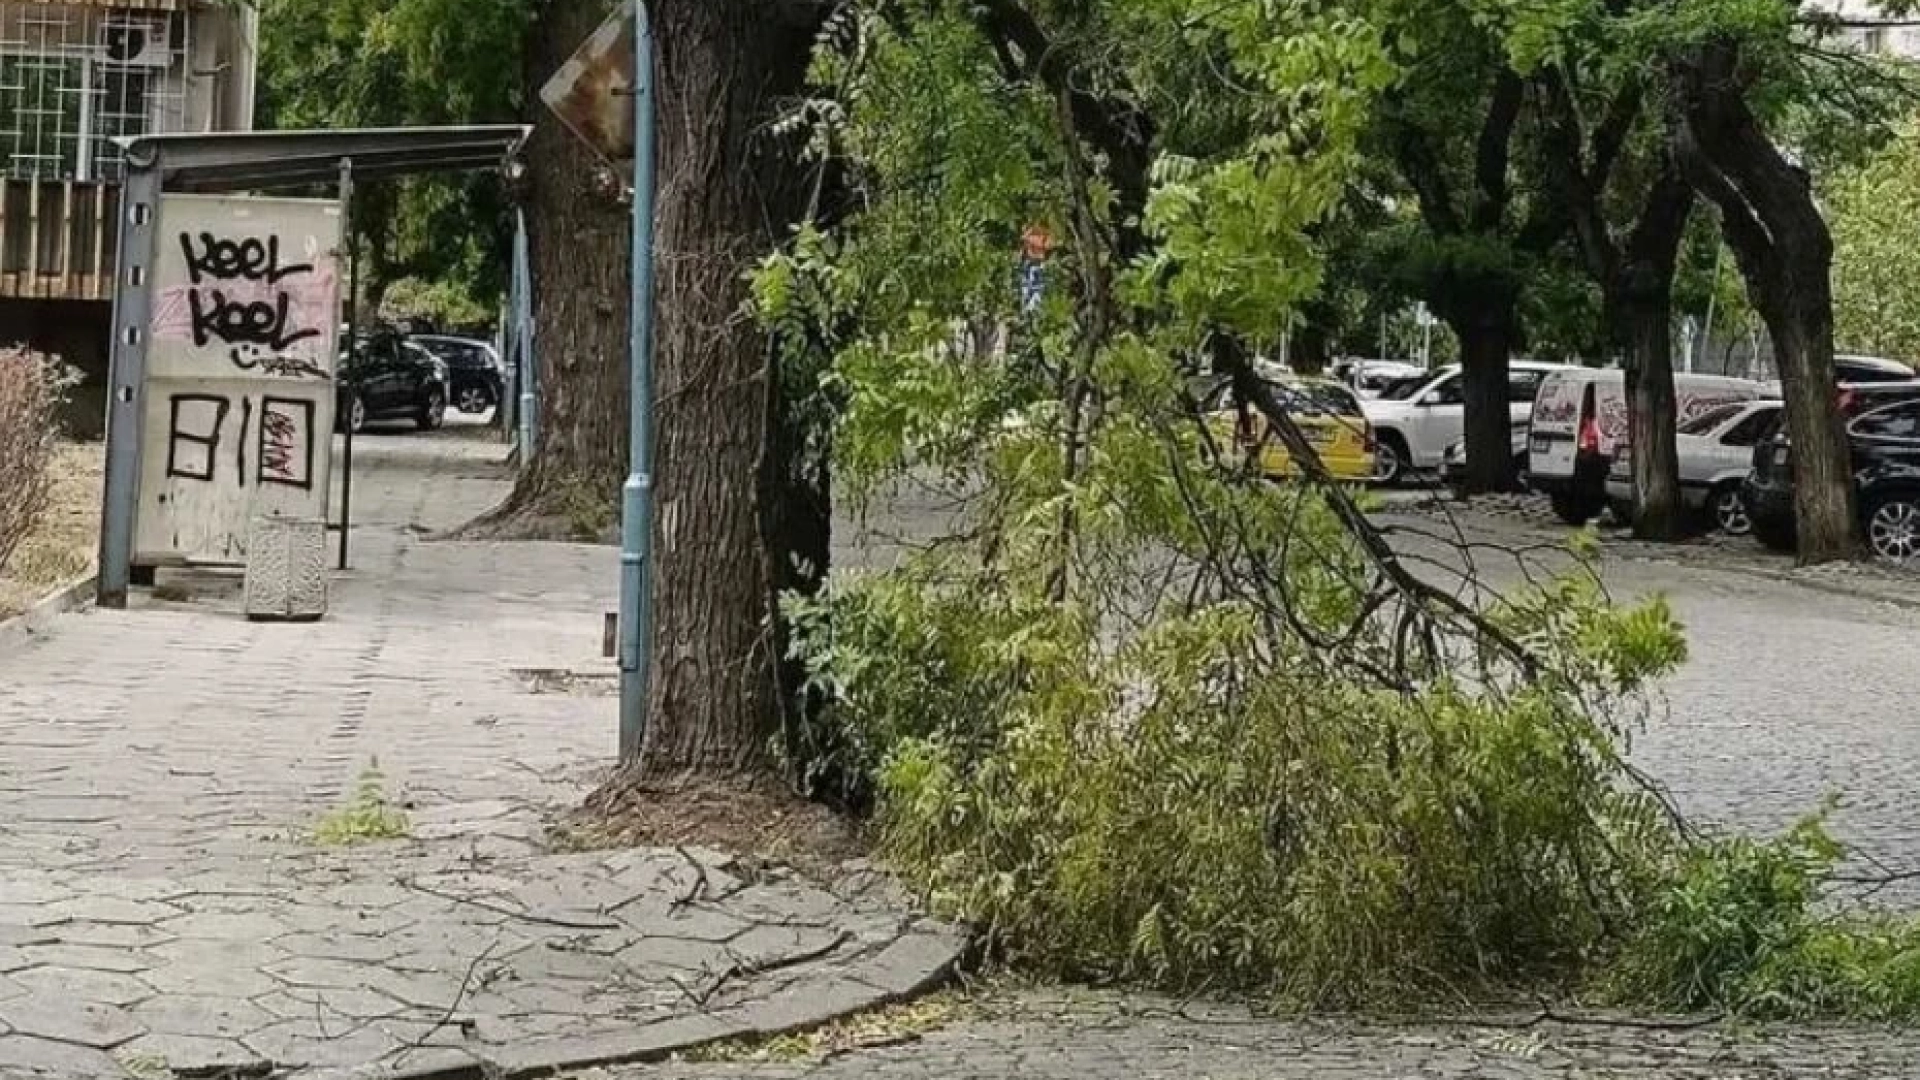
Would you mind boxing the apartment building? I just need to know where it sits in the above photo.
[0,0,258,435]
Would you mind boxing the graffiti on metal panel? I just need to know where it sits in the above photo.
[165,391,317,490]
[154,231,336,379]
[259,397,316,489]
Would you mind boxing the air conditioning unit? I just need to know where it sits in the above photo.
[99,14,172,68]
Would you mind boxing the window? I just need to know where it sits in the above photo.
[0,8,187,182]
[1427,376,1465,405]
[1681,403,1746,437]
[1722,406,1782,447]
[1851,402,1920,442]
[0,55,84,178]
[1507,370,1545,404]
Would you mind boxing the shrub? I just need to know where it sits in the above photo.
[0,348,60,576]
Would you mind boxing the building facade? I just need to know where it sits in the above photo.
[0,0,257,435]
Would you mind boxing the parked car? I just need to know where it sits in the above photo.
[1604,400,1782,535]
[1202,374,1376,482]
[1331,358,1428,400]
[410,334,504,415]
[1362,361,1573,485]
[1528,368,1770,525]
[337,330,449,434]
[1440,422,1531,494]
[1835,355,1917,384]
[1744,382,1920,559]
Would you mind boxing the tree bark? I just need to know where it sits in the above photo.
[1624,294,1683,538]
[1672,43,1857,563]
[1537,74,1691,538]
[486,0,830,783]
[1618,171,1692,540]
[636,0,829,776]
[1454,314,1520,492]
[484,0,634,539]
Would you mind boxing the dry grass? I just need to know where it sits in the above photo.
[0,441,101,618]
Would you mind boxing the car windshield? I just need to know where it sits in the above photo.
[1679,403,1746,436]
[1375,374,1432,401]
[1274,381,1363,417]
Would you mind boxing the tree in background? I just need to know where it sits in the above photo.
[1830,124,1920,362]
[257,0,525,317]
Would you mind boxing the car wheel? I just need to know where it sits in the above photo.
[1711,484,1753,537]
[1867,493,1920,564]
[417,387,446,431]
[1512,453,1531,493]
[455,384,493,415]
[1608,499,1636,528]
[1550,490,1602,526]
[1371,436,1406,486]
[344,393,368,436]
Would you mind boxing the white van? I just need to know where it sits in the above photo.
[1527,368,1770,524]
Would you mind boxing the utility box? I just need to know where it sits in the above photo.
[244,514,328,622]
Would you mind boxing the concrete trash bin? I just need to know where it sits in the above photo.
[244,514,328,622]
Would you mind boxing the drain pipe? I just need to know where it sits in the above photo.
[618,0,659,764]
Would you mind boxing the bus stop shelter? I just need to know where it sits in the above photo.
[95,126,530,609]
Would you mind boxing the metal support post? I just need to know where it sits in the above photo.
[338,159,357,571]
[97,153,164,609]
[513,208,536,456]
[618,0,659,763]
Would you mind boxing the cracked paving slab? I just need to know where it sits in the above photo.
[0,434,965,1078]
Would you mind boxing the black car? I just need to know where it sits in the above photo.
[1744,382,1920,561]
[337,331,449,434]
[410,335,504,416]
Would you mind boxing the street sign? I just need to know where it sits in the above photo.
[540,7,636,163]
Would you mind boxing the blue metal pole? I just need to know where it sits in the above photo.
[513,208,537,457]
[618,0,658,764]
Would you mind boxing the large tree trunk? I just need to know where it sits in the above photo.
[637,0,827,776]
[1452,312,1520,493]
[1673,43,1856,563]
[1618,171,1692,541]
[485,0,634,538]
[1624,297,1683,539]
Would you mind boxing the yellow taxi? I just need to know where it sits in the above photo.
[1203,374,1377,482]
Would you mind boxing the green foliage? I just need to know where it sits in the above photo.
[257,0,529,320]
[381,275,495,331]
[754,0,1920,1018]
[1830,124,1920,361]
[848,550,1686,1000]
[1608,818,1920,1019]
[312,762,411,846]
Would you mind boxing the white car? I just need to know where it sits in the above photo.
[1605,399,1782,535]
[1361,361,1573,484]
[1334,359,1428,400]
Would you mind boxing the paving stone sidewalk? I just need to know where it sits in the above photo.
[0,427,962,1079]
[593,990,1920,1080]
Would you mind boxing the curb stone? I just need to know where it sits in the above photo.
[290,923,970,1080]
[0,572,94,654]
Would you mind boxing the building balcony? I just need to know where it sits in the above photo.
[0,173,114,300]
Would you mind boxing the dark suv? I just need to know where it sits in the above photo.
[410,335,503,416]
[337,330,449,434]
[1744,382,1920,561]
